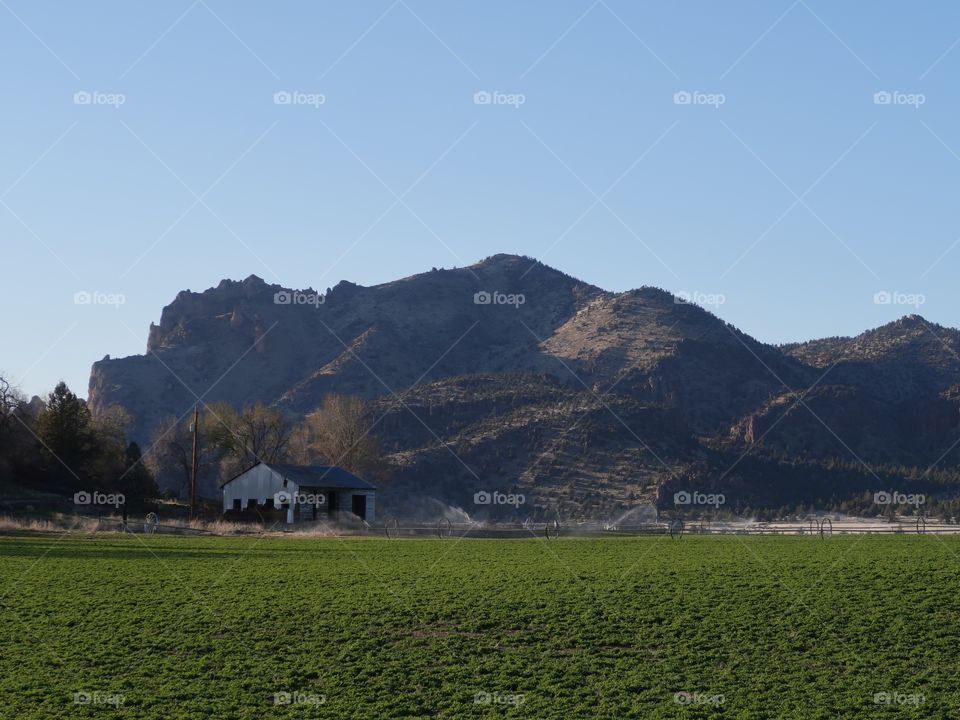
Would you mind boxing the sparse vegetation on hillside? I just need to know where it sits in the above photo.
[75,258,960,517]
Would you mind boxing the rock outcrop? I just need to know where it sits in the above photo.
[88,255,960,513]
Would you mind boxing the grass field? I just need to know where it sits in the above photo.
[1,533,958,718]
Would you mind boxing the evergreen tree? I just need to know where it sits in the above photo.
[35,382,92,490]
[119,441,157,508]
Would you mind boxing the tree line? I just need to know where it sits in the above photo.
[0,374,382,507]
[149,393,383,496]
[0,378,155,505]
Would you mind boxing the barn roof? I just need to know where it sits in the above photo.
[221,461,376,490]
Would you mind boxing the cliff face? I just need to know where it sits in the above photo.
[88,255,960,511]
[88,255,604,440]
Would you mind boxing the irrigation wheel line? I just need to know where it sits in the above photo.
[669,518,684,539]
[917,516,927,535]
[437,518,453,539]
[545,520,560,540]
[144,513,159,534]
[384,518,400,540]
[819,518,833,539]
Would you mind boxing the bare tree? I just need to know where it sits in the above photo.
[204,401,294,478]
[0,374,26,436]
[303,394,382,478]
[0,374,28,484]
[146,414,209,498]
[285,421,313,465]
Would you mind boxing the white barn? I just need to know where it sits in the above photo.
[221,462,376,525]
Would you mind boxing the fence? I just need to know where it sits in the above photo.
[71,515,959,539]
[372,517,960,539]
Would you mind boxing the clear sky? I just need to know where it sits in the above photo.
[3,1,960,399]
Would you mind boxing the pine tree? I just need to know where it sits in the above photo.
[35,382,92,490]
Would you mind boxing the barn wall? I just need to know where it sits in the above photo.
[360,491,375,523]
[294,493,327,522]
[222,465,298,512]
[223,465,376,524]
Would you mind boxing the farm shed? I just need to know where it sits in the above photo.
[221,462,375,524]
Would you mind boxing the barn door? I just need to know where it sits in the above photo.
[351,494,367,521]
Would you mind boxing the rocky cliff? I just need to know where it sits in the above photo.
[88,254,960,515]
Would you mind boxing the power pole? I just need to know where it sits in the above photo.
[190,405,199,520]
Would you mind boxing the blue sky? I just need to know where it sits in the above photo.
[3,1,960,399]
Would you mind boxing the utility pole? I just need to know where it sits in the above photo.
[190,405,199,520]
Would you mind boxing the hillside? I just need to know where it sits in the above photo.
[87,255,960,516]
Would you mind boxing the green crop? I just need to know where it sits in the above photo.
[0,534,957,718]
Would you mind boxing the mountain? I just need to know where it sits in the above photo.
[740,317,960,466]
[782,315,960,401]
[87,255,960,517]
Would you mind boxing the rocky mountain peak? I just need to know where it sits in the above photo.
[86,255,960,512]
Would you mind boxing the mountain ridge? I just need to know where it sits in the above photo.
[87,254,960,515]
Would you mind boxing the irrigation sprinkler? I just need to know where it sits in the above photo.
[329,517,960,539]
[144,513,159,534]
[819,518,833,539]
[669,518,684,539]
[384,518,400,540]
[545,520,560,540]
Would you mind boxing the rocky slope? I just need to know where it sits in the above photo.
[88,254,960,515]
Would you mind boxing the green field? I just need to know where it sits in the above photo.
[1,533,958,718]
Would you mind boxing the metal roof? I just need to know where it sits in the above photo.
[221,462,375,490]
